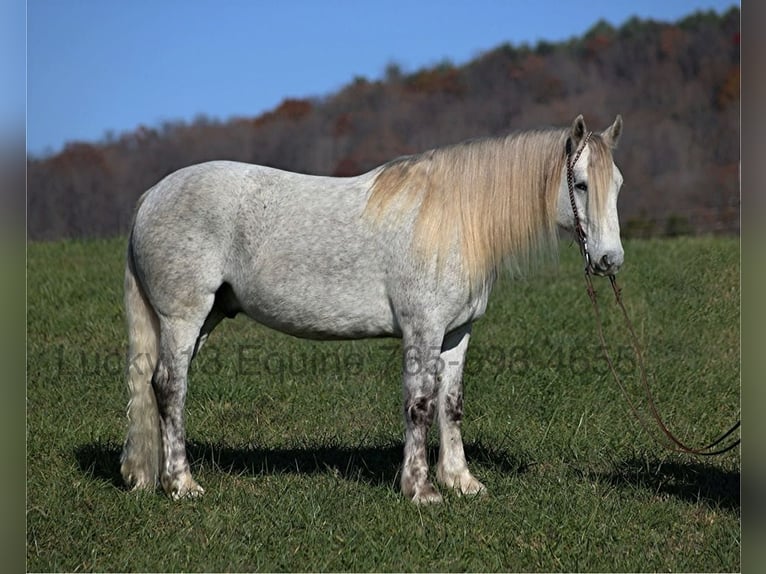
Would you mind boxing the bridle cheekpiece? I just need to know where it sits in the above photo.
[565,130,593,274]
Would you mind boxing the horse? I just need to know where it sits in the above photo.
[120,114,624,503]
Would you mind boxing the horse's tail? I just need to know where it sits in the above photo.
[120,235,162,489]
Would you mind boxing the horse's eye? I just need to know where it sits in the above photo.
[575,182,588,192]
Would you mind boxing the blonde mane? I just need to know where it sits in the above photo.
[363,129,614,288]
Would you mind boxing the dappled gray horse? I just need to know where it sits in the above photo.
[121,115,624,502]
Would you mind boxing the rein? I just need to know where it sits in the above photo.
[565,134,740,456]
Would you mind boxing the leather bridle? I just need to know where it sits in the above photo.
[565,135,740,456]
[566,131,593,273]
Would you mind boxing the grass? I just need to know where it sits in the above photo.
[27,236,740,572]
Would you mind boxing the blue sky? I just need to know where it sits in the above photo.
[26,0,739,156]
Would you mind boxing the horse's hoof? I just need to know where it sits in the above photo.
[121,453,160,492]
[411,483,443,504]
[437,468,487,497]
[171,484,204,500]
[458,476,487,497]
[162,473,205,500]
[122,471,157,492]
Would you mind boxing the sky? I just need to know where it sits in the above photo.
[26,0,739,157]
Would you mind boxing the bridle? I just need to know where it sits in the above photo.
[566,132,593,272]
[565,134,740,456]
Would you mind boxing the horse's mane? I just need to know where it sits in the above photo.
[363,128,614,287]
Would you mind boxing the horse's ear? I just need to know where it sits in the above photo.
[569,114,587,148]
[602,114,623,149]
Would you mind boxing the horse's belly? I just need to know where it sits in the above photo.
[235,277,398,340]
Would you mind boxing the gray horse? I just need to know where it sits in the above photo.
[121,114,624,502]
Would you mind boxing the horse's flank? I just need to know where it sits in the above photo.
[363,128,613,287]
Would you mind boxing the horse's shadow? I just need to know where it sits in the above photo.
[75,443,739,511]
[582,457,740,512]
[73,439,527,491]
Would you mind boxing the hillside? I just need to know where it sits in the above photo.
[27,7,740,240]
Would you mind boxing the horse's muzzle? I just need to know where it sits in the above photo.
[591,251,623,276]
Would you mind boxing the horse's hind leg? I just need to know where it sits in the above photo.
[435,324,486,496]
[154,307,212,499]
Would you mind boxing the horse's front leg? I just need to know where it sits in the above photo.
[436,324,486,496]
[154,317,205,500]
[400,326,444,503]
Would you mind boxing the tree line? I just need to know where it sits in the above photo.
[27,7,740,241]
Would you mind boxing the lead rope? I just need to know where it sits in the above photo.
[566,135,740,456]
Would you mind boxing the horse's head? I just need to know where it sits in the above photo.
[557,114,624,275]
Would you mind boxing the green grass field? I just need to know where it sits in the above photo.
[27,236,740,572]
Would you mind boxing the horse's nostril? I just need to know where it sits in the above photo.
[598,252,623,272]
